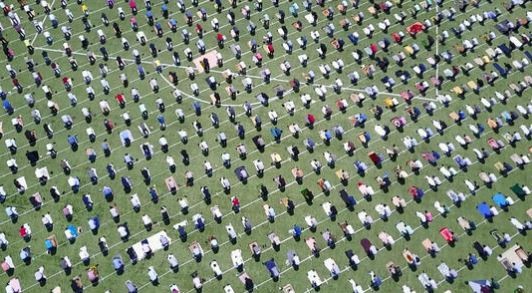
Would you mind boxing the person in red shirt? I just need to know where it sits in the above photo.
[216,33,225,47]
[195,23,203,37]
[115,93,125,107]
[267,43,274,57]
[231,196,240,212]
[306,114,316,127]
[129,0,137,13]
[19,224,31,240]
[104,119,114,133]
[12,78,22,93]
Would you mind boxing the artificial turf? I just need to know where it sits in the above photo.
[0,0,530,292]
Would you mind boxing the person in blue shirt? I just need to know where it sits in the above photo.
[140,169,151,185]
[20,247,31,263]
[249,38,257,52]
[121,176,132,192]
[370,271,382,288]
[185,11,193,25]
[168,18,177,32]
[3,99,14,114]
[101,140,111,157]
[82,194,93,210]
[201,186,211,202]
[468,253,478,266]
[67,135,78,149]
[156,114,166,130]
[88,216,100,232]
[0,88,7,99]
[137,64,145,79]
[113,255,124,272]
[178,225,187,241]
[149,186,158,203]
[242,217,252,234]
[161,4,168,18]
[106,164,116,179]
[193,101,201,115]
[146,10,154,26]
[103,186,114,201]
[292,224,302,240]
[154,22,163,37]
[195,217,205,231]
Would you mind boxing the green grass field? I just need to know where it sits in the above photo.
[0,0,530,292]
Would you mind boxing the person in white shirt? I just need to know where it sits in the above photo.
[178,130,188,142]
[170,284,180,292]
[159,234,169,249]
[34,266,46,283]
[86,86,95,100]
[142,241,152,256]
[130,194,141,211]
[159,136,168,152]
[61,26,71,38]
[6,64,16,77]
[88,217,99,232]
[166,155,176,172]
[204,161,213,175]
[306,215,318,230]
[168,254,179,271]
[220,177,230,190]
[236,144,247,157]
[136,31,147,44]
[268,110,278,123]
[82,70,93,84]
[510,217,525,231]
[60,256,72,272]
[268,206,276,221]
[79,246,89,262]
[30,109,40,124]
[324,151,335,165]
[221,152,231,166]
[64,9,73,21]
[429,241,440,253]
[149,78,159,92]
[41,213,53,230]
[0,232,8,248]
[289,123,301,136]
[192,274,203,290]
[100,79,110,93]
[209,236,219,250]
[48,14,56,25]
[253,159,264,174]
[117,224,129,241]
[199,141,209,154]
[109,204,120,222]
[99,66,108,82]
[483,244,492,256]
[284,100,295,114]
[310,159,322,173]
[33,20,43,33]
[148,266,158,283]
[349,279,363,293]
[63,204,73,219]
[68,92,77,106]
[489,205,499,216]
[142,214,153,231]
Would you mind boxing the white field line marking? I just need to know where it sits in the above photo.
[30,0,56,46]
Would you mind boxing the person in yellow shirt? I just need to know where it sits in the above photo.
[154,59,162,73]
[24,39,34,54]
[81,4,88,16]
